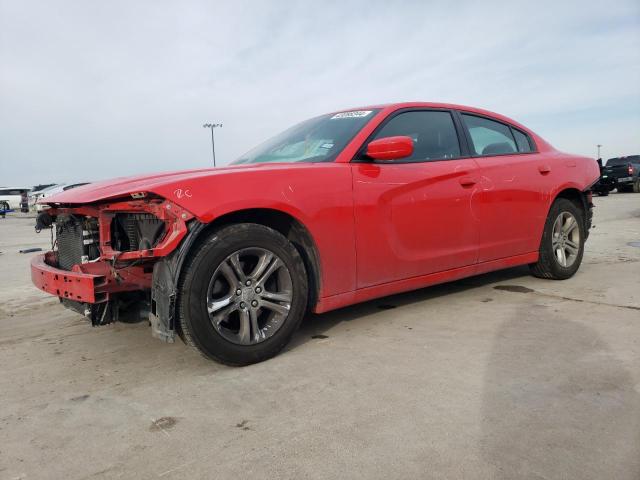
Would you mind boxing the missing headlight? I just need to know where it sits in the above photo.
[112,213,166,252]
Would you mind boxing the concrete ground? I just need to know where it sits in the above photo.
[0,193,639,480]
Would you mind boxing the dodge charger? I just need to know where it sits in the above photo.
[31,103,599,365]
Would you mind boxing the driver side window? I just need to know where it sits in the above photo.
[370,110,461,162]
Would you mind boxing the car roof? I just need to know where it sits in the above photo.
[332,102,531,133]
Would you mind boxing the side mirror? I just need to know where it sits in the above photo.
[366,136,414,161]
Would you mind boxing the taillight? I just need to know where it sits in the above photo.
[629,164,634,175]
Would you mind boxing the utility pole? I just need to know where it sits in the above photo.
[597,144,602,159]
[203,123,223,166]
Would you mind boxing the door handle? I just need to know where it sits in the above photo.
[538,165,551,175]
[459,176,477,187]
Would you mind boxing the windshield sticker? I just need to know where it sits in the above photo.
[330,110,372,119]
[320,143,334,149]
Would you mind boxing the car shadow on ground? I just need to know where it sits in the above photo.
[287,264,531,352]
[480,304,640,478]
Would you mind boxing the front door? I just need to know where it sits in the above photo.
[351,110,480,288]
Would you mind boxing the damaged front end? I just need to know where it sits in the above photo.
[31,195,201,342]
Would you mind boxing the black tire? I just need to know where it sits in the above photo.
[178,223,308,366]
[529,198,585,280]
[617,185,631,193]
[633,179,640,193]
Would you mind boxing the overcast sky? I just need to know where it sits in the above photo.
[1,0,639,187]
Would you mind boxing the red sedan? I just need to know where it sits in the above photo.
[32,102,599,365]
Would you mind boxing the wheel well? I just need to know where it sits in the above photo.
[554,188,585,211]
[552,187,593,238]
[200,208,321,311]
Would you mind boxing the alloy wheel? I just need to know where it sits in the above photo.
[551,211,580,268]
[206,247,293,345]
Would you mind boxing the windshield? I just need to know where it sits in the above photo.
[232,109,380,164]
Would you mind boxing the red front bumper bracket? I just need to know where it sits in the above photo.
[31,253,107,304]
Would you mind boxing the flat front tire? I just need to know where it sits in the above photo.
[178,223,308,365]
[530,198,585,280]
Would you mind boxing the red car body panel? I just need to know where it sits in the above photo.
[351,159,480,287]
[34,102,599,317]
[31,251,107,304]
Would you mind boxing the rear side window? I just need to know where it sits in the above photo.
[370,110,461,161]
[512,128,534,153]
[462,114,516,156]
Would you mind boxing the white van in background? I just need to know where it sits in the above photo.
[0,187,30,212]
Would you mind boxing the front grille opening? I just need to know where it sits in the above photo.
[111,213,166,252]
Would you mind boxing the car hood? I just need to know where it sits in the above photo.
[43,163,314,206]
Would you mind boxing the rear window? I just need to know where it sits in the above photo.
[606,157,638,166]
[462,114,517,156]
[511,128,534,153]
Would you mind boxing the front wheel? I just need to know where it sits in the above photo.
[530,198,585,280]
[178,223,308,365]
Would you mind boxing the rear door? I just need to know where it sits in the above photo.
[459,113,548,262]
[351,109,480,288]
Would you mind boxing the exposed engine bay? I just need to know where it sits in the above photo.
[111,213,166,253]
[32,197,195,337]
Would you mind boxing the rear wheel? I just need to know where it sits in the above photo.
[530,198,585,280]
[633,179,640,193]
[178,223,308,365]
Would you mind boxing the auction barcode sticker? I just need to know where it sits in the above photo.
[331,110,372,119]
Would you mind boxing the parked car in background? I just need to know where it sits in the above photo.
[31,183,91,211]
[27,184,56,205]
[0,187,31,212]
[604,155,640,193]
[63,182,91,191]
[31,183,57,194]
[29,184,64,211]
[31,102,599,365]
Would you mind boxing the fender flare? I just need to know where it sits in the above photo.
[149,220,206,343]
[547,183,593,240]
